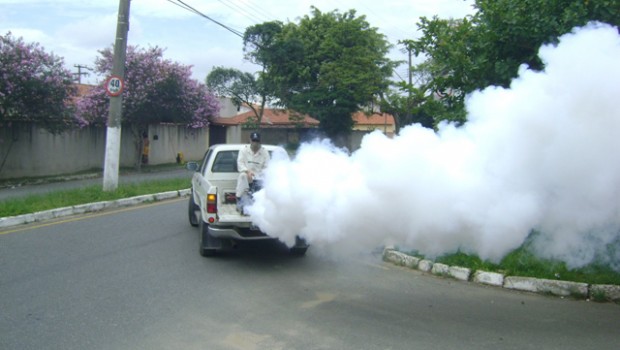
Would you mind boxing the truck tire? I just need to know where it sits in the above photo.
[199,220,217,257]
[290,247,308,256]
[290,236,309,256]
[188,193,199,227]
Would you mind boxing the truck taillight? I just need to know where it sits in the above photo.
[206,194,217,213]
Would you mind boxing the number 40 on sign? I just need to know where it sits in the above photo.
[105,75,124,97]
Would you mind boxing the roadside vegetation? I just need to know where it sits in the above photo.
[405,238,620,286]
[0,178,190,217]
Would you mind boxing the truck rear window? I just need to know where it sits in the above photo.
[211,151,239,173]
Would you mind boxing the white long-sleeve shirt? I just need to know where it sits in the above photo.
[237,144,270,175]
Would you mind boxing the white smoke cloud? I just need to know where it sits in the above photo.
[248,22,620,268]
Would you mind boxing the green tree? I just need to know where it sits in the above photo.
[473,0,620,87]
[379,84,441,133]
[243,7,396,139]
[206,66,269,130]
[380,40,465,132]
[409,0,620,124]
[0,32,77,133]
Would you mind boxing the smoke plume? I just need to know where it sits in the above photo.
[248,23,620,269]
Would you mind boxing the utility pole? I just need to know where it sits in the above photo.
[406,43,413,128]
[73,64,91,84]
[102,0,131,191]
[408,46,413,88]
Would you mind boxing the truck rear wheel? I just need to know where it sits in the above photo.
[290,247,308,256]
[290,236,309,256]
[199,220,217,257]
[188,193,199,227]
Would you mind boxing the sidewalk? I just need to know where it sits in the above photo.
[0,165,192,201]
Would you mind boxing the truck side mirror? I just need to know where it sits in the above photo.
[186,162,199,172]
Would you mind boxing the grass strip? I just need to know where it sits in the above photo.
[0,178,190,217]
[406,247,620,286]
[404,230,620,286]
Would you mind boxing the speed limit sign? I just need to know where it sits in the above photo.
[105,75,124,97]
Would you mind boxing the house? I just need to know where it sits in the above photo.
[216,97,254,118]
[210,108,320,146]
[351,111,395,138]
[75,83,94,96]
[211,98,396,150]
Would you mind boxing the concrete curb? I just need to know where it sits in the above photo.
[0,188,191,229]
[383,248,620,303]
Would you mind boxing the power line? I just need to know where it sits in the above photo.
[215,0,268,25]
[238,0,278,23]
[356,3,413,40]
[166,0,245,38]
[214,0,258,25]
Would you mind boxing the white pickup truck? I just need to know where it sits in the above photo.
[187,143,308,257]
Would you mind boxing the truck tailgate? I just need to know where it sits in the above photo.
[217,204,253,224]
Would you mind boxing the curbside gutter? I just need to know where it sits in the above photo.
[0,189,191,229]
[383,248,620,304]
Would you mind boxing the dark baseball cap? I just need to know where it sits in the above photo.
[250,132,260,141]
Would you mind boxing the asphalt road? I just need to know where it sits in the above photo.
[1,199,619,350]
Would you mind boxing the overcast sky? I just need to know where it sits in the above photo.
[1,0,475,84]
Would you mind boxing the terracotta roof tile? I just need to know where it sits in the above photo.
[69,83,95,105]
[213,109,319,128]
[351,111,395,126]
[75,84,94,96]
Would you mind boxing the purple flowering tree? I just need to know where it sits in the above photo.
[0,32,77,133]
[77,46,220,167]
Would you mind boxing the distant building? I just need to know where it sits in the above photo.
[213,108,319,129]
[210,108,319,146]
[75,83,94,96]
[213,97,396,148]
[351,111,395,138]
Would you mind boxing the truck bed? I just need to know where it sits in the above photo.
[217,203,253,224]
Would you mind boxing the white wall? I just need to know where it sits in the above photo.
[147,124,208,164]
[217,97,252,118]
[0,123,209,180]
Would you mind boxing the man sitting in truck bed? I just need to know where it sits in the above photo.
[236,132,270,213]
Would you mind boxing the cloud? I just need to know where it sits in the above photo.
[1,27,50,44]
[57,13,120,49]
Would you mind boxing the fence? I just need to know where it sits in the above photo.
[0,123,209,180]
[0,121,377,180]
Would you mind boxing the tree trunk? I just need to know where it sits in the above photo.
[130,124,147,171]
